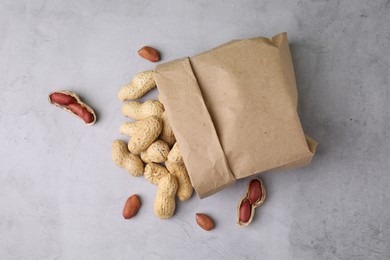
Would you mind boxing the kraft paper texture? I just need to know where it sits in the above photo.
[154,32,317,198]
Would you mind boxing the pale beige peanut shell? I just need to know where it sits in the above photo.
[117,70,156,101]
[159,112,176,147]
[140,140,170,163]
[112,140,144,177]
[119,116,162,154]
[236,178,267,227]
[48,90,97,125]
[144,162,170,185]
[154,173,178,219]
[144,163,178,218]
[167,142,183,164]
[122,100,164,120]
[165,161,193,201]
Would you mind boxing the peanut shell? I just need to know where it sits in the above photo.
[117,70,156,101]
[48,90,97,125]
[237,178,266,227]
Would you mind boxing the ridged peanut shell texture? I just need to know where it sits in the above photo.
[144,163,170,185]
[140,140,170,163]
[167,142,183,164]
[120,116,162,154]
[166,161,193,201]
[117,70,156,101]
[159,112,176,147]
[112,140,144,177]
[122,100,164,120]
[154,173,178,219]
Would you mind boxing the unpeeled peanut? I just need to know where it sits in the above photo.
[144,163,170,185]
[123,194,141,219]
[159,112,176,147]
[165,142,193,201]
[167,142,183,164]
[117,70,156,101]
[165,161,193,201]
[112,140,144,177]
[140,140,170,163]
[154,173,178,219]
[120,116,162,154]
[144,163,178,219]
[122,100,164,120]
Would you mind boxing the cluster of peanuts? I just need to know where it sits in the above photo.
[112,70,193,219]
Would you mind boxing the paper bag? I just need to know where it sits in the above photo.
[154,32,317,198]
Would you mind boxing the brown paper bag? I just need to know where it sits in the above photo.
[154,32,317,198]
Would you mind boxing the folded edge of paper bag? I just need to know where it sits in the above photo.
[271,136,318,172]
[154,58,236,198]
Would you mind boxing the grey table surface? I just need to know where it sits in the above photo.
[1,0,389,259]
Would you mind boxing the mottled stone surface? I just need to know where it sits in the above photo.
[0,0,389,259]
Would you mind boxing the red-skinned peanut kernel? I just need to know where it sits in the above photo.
[68,103,94,124]
[196,213,215,231]
[137,46,160,62]
[123,194,141,219]
[239,199,251,223]
[50,93,77,106]
[248,179,262,204]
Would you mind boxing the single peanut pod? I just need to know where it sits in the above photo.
[159,112,176,147]
[122,100,164,120]
[112,140,144,177]
[166,161,193,201]
[196,213,215,231]
[117,70,156,101]
[153,173,178,219]
[144,162,170,185]
[140,140,170,163]
[123,194,141,219]
[144,163,178,219]
[48,90,97,125]
[167,142,183,164]
[119,115,161,138]
[119,116,162,154]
